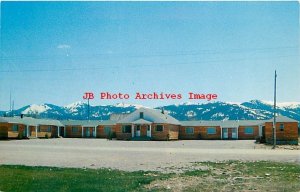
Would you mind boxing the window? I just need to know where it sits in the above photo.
[280,124,284,131]
[72,127,79,132]
[122,125,132,133]
[244,127,254,134]
[155,125,163,132]
[47,126,52,132]
[37,127,41,132]
[185,127,194,134]
[12,125,19,132]
[104,127,112,135]
[136,125,140,131]
[140,112,144,119]
[207,127,216,134]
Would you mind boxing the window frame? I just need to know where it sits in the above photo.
[207,127,216,135]
[244,127,254,135]
[47,126,52,132]
[185,127,194,134]
[12,124,19,132]
[72,127,79,133]
[155,125,164,132]
[140,112,144,119]
[104,126,112,135]
[279,123,284,131]
[122,125,132,133]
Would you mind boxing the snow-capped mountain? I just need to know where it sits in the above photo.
[1,100,299,122]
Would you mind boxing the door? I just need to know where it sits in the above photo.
[0,126,8,139]
[223,128,228,139]
[86,128,90,137]
[23,127,27,138]
[147,125,151,137]
[232,128,237,139]
[136,125,141,137]
[60,127,65,137]
[262,126,266,140]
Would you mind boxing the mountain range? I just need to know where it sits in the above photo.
[1,100,300,122]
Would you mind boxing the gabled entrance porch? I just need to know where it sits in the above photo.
[131,119,152,140]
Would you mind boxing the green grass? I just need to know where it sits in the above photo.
[0,161,299,192]
[0,166,170,192]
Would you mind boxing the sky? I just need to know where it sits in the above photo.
[1,1,299,110]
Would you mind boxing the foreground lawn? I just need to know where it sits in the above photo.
[0,161,299,192]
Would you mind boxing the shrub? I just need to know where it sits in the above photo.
[45,133,49,139]
[106,132,116,140]
[198,133,202,140]
[17,132,24,140]
[255,136,261,143]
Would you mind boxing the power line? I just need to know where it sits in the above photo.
[0,45,298,61]
[0,53,298,73]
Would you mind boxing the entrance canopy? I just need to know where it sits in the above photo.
[132,119,152,125]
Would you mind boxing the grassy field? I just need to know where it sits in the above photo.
[0,161,299,192]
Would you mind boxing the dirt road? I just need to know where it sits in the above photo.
[0,139,299,171]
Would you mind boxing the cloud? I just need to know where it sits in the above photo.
[57,44,71,49]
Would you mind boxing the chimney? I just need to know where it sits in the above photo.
[161,108,165,114]
[21,114,24,118]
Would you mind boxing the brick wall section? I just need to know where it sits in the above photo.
[238,126,259,139]
[7,123,25,138]
[179,126,221,140]
[150,123,179,140]
[38,125,57,138]
[168,124,179,140]
[115,124,132,140]
[150,123,167,140]
[96,125,116,138]
[65,125,83,138]
[30,126,36,137]
[265,122,298,143]
[0,123,9,139]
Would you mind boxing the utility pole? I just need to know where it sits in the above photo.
[12,100,14,117]
[87,98,90,121]
[272,70,277,149]
[9,90,12,117]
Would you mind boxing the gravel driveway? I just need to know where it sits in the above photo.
[0,139,299,171]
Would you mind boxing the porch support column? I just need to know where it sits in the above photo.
[35,126,38,138]
[57,126,60,137]
[81,126,84,138]
[149,124,152,138]
[64,126,66,137]
[94,126,97,138]
[220,127,222,140]
[236,127,239,140]
[131,124,134,138]
[26,125,29,137]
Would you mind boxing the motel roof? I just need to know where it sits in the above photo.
[60,120,117,127]
[0,114,297,127]
[117,107,181,125]
[132,119,152,124]
[180,115,297,127]
[266,115,298,123]
[181,120,267,127]
[0,117,64,127]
